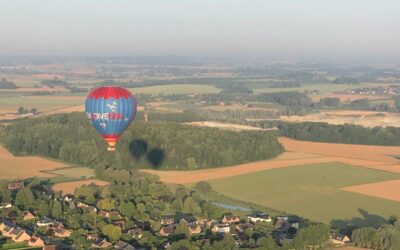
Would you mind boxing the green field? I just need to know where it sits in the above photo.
[210,163,400,228]
[0,95,83,112]
[253,82,386,94]
[45,167,95,179]
[129,84,221,95]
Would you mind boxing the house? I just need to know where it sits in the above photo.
[235,222,253,233]
[330,232,351,246]
[129,228,143,239]
[114,240,135,250]
[160,215,175,226]
[113,220,126,230]
[76,201,90,209]
[8,181,24,191]
[247,212,272,223]
[212,224,230,234]
[28,235,45,247]
[54,227,71,238]
[179,214,197,226]
[222,213,240,224]
[159,225,175,237]
[0,202,12,209]
[91,238,112,249]
[274,216,292,230]
[63,195,75,203]
[189,224,202,235]
[37,217,55,227]
[22,211,35,221]
[98,210,122,219]
[87,205,98,213]
[4,226,32,242]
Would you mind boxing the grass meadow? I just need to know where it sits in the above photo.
[209,162,400,228]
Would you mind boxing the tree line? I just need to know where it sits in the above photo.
[0,113,283,170]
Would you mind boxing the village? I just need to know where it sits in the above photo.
[0,179,351,249]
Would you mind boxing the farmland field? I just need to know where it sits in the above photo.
[44,167,95,179]
[52,179,109,194]
[209,163,400,227]
[0,145,72,180]
[252,82,388,94]
[129,84,221,94]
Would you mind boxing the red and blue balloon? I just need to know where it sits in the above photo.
[85,86,137,151]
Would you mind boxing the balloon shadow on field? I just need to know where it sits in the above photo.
[147,148,165,169]
[128,138,165,169]
[129,139,148,160]
[330,208,388,234]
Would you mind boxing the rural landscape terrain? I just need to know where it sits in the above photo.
[0,56,399,250]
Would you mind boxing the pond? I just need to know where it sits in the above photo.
[211,201,252,212]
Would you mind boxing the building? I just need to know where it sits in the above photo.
[212,224,230,234]
[54,227,71,238]
[330,232,351,246]
[161,215,175,226]
[189,224,202,235]
[91,238,112,249]
[22,211,35,221]
[114,240,135,250]
[159,225,175,237]
[0,203,12,209]
[222,214,240,224]
[8,181,24,191]
[27,235,45,247]
[37,217,55,227]
[129,228,143,239]
[247,212,272,223]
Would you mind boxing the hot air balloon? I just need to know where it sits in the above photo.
[85,86,137,151]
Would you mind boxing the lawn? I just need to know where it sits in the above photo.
[129,84,221,95]
[209,163,400,228]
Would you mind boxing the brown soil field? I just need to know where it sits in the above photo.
[52,179,109,194]
[142,137,400,184]
[342,179,400,202]
[279,110,400,127]
[0,145,70,180]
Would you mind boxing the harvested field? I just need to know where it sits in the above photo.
[52,179,109,194]
[0,145,71,180]
[187,121,276,131]
[342,179,400,202]
[279,110,400,127]
[142,137,400,184]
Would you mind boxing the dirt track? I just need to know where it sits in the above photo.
[142,137,400,184]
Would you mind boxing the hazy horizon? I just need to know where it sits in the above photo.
[1,0,399,64]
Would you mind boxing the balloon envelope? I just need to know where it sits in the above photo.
[85,86,137,151]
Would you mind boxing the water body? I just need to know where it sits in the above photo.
[211,201,252,212]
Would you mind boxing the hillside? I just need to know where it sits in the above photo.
[0,112,283,171]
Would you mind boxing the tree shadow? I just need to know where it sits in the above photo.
[147,148,165,169]
[129,139,148,160]
[330,208,388,234]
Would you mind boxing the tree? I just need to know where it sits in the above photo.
[175,220,190,238]
[15,187,35,209]
[96,198,116,211]
[183,197,202,215]
[52,200,63,217]
[18,106,26,115]
[194,181,212,198]
[257,236,279,249]
[37,200,50,217]
[213,233,238,250]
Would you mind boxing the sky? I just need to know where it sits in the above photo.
[0,0,399,63]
